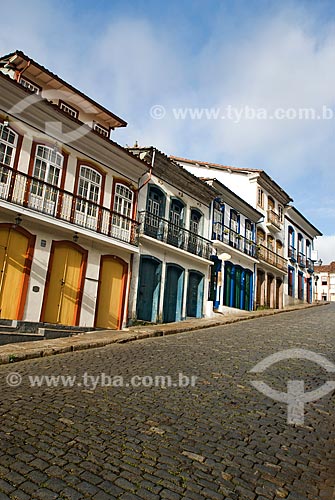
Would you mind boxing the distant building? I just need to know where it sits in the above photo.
[314,262,335,302]
[172,156,322,309]
[284,206,322,305]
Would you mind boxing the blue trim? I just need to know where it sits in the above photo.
[288,225,295,248]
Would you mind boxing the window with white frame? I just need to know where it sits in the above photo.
[29,145,64,215]
[245,220,253,255]
[230,210,239,233]
[230,210,239,248]
[0,125,17,168]
[59,101,79,119]
[278,204,283,222]
[213,200,224,240]
[190,209,201,234]
[76,166,102,219]
[74,165,103,231]
[245,220,253,241]
[0,124,18,195]
[112,183,134,241]
[93,123,109,138]
[19,77,40,94]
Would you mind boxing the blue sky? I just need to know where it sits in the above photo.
[1,0,335,261]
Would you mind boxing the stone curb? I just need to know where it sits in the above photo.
[0,302,329,366]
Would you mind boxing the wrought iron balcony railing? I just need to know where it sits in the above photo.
[288,245,296,261]
[0,163,138,245]
[306,258,314,273]
[139,211,212,260]
[212,223,257,258]
[257,243,287,271]
[298,252,306,268]
[266,209,282,230]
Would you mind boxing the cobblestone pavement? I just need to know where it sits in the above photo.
[0,305,334,500]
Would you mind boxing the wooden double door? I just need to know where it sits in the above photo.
[0,225,35,320]
[42,243,127,329]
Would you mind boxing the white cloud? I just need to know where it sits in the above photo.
[314,236,335,265]
[0,1,334,235]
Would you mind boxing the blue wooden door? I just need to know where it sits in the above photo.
[137,257,161,322]
[223,262,233,306]
[187,271,204,318]
[244,270,252,310]
[163,265,184,323]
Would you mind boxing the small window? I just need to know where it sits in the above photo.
[278,205,283,222]
[257,188,264,208]
[321,278,328,286]
[93,123,109,138]
[114,183,134,218]
[190,209,202,234]
[0,124,18,168]
[268,196,275,211]
[59,101,79,119]
[19,77,40,94]
[245,220,253,241]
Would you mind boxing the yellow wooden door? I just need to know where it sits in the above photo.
[43,243,84,325]
[95,257,126,329]
[0,227,29,319]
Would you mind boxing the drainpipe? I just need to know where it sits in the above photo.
[138,147,155,192]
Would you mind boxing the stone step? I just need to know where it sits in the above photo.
[0,324,18,333]
[0,332,44,346]
[38,328,87,339]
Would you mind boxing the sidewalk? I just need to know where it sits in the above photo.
[0,302,329,365]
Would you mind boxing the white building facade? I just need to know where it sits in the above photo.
[0,50,148,329]
[127,147,217,323]
[204,178,262,312]
[172,157,291,309]
[314,263,335,302]
[284,206,322,305]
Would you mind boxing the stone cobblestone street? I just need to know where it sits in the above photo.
[0,304,334,500]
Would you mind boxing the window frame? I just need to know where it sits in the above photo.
[19,76,41,94]
[59,100,79,119]
[257,187,264,208]
[0,124,18,169]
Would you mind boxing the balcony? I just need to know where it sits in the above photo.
[212,224,257,258]
[266,209,282,232]
[298,252,306,268]
[306,258,314,273]
[139,211,212,260]
[257,244,287,271]
[0,163,138,245]
[288,245,296,262]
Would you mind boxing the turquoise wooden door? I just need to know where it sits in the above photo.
[137,257,161,322]
[163,264,184,323]
[235,266,242,308]
[223,262,233,306]
[187,271,204,318]
[244,271,252,310]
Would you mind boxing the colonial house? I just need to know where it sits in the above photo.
[203,178,262,312]
[0,50,148,329]
[284,206,322,305]
[127,146,217,323]
[172,156,315,309]
[314,262,335,302]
